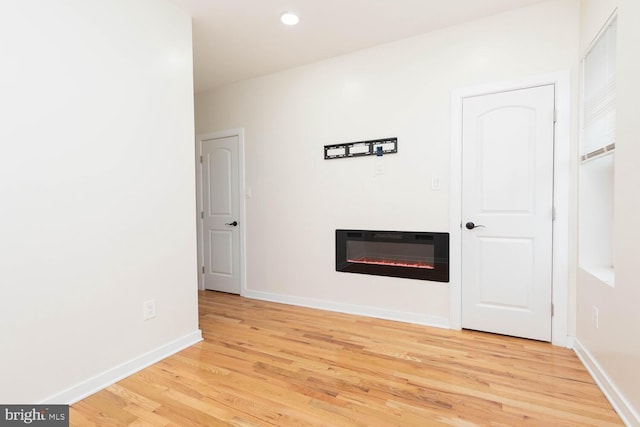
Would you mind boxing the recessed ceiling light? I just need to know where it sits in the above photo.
[280,12,299,26]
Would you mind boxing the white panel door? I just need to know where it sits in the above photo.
[461,85,555,341]
[202,135,241,294]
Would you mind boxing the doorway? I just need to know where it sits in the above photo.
[450,72,571,346]
[196,129,245,294]
[461,85,554,341]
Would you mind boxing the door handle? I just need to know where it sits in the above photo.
[465,222,485,230]
[225,221,238,227]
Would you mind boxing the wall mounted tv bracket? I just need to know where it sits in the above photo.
[324,137,397,160]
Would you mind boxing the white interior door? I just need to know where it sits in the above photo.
[461,85,555,342]
[201,135,241,294]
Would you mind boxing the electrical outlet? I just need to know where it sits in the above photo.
[592,306,599,329]
[143,299,156,320]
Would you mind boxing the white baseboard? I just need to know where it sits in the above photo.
[243,290,450,329]
[573,338,640,427]
[41,330,203,405]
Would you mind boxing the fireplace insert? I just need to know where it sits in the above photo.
[335,230,449,282]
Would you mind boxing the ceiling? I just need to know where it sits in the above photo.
[170,0,547,93]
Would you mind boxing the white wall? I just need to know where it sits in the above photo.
[0,0,199,403]
[195,1,580,326]
[576,0,640,423]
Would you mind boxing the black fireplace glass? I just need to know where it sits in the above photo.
[336,230,449,282]
[346,240,435,269]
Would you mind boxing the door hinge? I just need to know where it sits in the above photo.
[200,155,203,163]
[200,211,204,219]
[551,304,555,317]
[553,109,558,123]
[552,207,556,221]
[202,266,205,274]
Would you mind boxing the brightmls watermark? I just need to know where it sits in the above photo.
[1,405,68,426]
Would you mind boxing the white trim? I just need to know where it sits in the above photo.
[244,290,450,330]
[195,129,247,295]
[196,136,204,291]
[573,338,639,426]
[450,70,571,346]
[41,330,203,405]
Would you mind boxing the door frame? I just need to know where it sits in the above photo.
[195,128,247,294]
[450,71,571,347]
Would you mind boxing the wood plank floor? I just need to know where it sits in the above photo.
[71,291,622,426]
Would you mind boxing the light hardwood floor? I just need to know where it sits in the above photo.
[71,291,622,426]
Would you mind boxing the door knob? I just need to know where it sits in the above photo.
[465,222,485,230]
[225,221,238,227]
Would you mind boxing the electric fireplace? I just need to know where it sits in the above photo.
[336,230,449,282]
